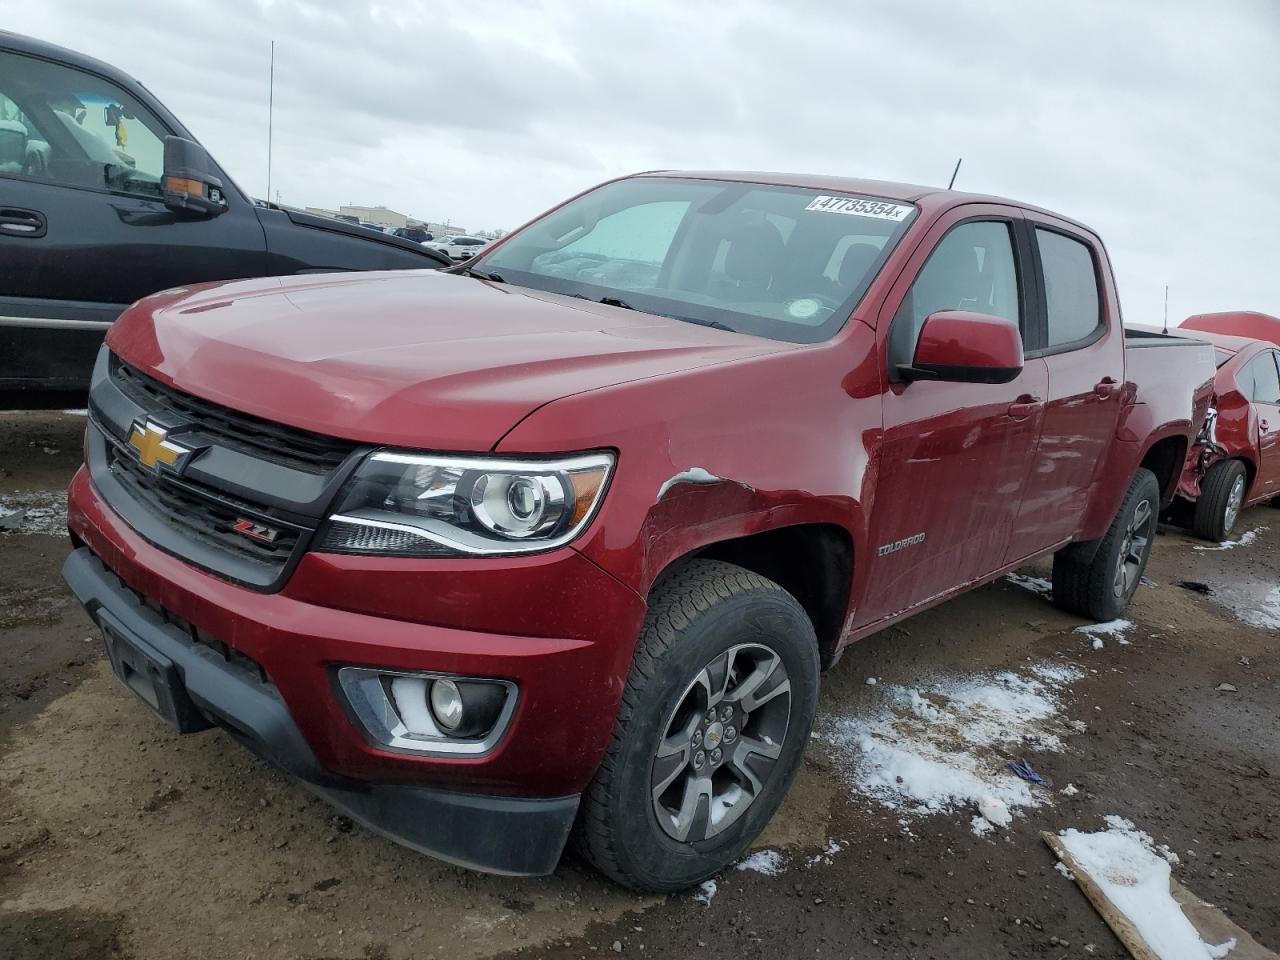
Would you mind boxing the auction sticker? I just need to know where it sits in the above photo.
[805,195,913,221]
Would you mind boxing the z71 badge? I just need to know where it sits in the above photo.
[877,532,925,557]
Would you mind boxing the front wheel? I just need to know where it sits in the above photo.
[1052,467,1160,621]
[574,560,819,891]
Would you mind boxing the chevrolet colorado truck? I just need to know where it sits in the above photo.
[63,171,1215,890]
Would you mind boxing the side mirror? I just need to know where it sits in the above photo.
[900,310,1023,385]
[162,136,227,217]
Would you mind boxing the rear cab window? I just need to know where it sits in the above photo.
[1036,227,1102,349]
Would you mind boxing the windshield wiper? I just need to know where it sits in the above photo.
[456,264,505,283]
[571,293,735,332]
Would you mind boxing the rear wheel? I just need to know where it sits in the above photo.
[1052,468,1160,621]
[1193,459,1248,542]
[574,560,819,891]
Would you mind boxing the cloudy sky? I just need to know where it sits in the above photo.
[8,0,1279,323]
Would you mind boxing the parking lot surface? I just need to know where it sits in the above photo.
[2,411,1277,960]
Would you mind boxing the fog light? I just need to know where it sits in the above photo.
[430,679,464,730]
[338,667,517,755]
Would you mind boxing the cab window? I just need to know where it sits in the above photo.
[1037,228,1102,347]
[889,220,1021,368]
[0,51,167,198]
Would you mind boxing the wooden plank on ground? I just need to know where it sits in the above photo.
[1042,831,1278,960]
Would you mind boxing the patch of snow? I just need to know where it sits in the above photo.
[60,408,89,416]
[1004,572,1053,598]
[865,676,878,686]
[1194,527,1267,551]
[818,662,1083,828]
[1054,861,1074,880]
[805,839,844,867]
[0,490,68,536]
[970,815,994,837]
[1075,620,1133,646]
[693,879,717,905]
[1234,586,1280,631]
[1055,817,1233,960]
[736,849,785,876]
[976,795,1011,827]
[1062,783,1079,796]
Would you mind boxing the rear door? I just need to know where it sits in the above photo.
[1003,217,1125,562]
[858,206,1049,625]
[0,48,266,395]
[1247,349,1280,496]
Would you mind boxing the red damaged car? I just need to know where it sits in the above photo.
[63,171,1215,889]
[1172,312,1280,540]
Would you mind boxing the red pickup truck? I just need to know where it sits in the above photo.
[63,172,1215,890]
[1171,313,1280,539]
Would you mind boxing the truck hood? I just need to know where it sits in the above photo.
[107,270,789,450]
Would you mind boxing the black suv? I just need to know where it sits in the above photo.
[0,31,449,408]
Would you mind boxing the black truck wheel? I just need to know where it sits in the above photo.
[1193,460,1248,542]
[574,559,819,891]
[1052,468,1160,622]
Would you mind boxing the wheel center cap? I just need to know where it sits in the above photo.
[703,721,725,749]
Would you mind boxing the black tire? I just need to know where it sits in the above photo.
[1193,459,1248,542]
[1052,468,1160,622]
[574,559,820,891]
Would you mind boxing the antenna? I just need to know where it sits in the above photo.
[947,157,963,190]
[1163,284,1169,335]
[266,40,275,205]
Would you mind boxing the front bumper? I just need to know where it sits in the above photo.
[64,547,579,875]
[64,463,647,875]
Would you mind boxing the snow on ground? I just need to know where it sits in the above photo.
[1074,620,1133,648]
[692,879,717,905]
[1054,817,1234,960]
[1193,527,1267,552]
[1233,586,1280,631]
[818,662,1084,834]
[1004,572,1053,597]
[736,850,785,876]
[805,839,844,867]
[0,490,68,536]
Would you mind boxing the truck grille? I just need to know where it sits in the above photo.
[110,358,356,474]
[107,440,301,573]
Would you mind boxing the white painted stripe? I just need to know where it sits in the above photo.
[0,316,114,330]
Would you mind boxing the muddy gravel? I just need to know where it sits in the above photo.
[2,411,1277,960]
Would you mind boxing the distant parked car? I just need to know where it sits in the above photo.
[1171,324,1280,540]
[0,30,449,407]
[393,225,432,243]
[427,235,490,260]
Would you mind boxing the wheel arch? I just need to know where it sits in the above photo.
[651,523,853,670]
[1140,433,1189,508]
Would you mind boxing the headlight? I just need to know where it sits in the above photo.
[317,451,614,556]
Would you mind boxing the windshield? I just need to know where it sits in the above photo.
[1214,347,1234,368]
[477,176,917,342]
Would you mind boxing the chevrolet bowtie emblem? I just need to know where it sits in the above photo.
[127,422,190,473]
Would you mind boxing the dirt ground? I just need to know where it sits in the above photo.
[2,411,1277,960]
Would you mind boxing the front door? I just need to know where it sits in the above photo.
[0,49,266,395]
[858,209,1048,626]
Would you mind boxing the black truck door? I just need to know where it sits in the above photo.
[0,48,266,399]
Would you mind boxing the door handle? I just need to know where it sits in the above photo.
[0,208,47,238]
[1008,395,1043,420]
[1093,376,1119,398]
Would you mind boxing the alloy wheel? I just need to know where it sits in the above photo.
[1113,497,1154,599]
[650,643,791,843]
[1224,475,1245,533]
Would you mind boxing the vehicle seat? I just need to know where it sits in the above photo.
[0,121,26,172]
[717,215,786,301]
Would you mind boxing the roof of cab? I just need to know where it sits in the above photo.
[1,30,139,89]
[636,169,1099,236]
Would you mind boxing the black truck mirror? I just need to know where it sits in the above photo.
[162,135,227,217]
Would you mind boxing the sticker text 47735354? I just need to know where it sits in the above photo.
[805,195,913,222]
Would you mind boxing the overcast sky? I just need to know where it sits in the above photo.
[8,0,1279,323]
